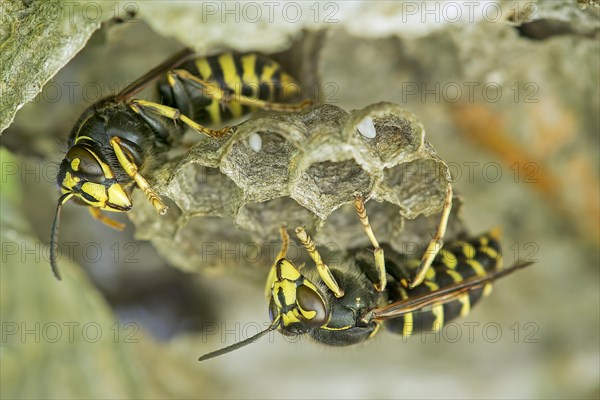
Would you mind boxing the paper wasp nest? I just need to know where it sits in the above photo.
[128,102,462,275]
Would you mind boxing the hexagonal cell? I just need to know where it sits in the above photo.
[379,158,450,219]
[127,102,456,276]
[163,163,243,217]
[345,102,425,172]
[234,196,320,241]
[298,103,349,138]
[183,135,232,168]
[291,159,373,219]
[220,130,300,202]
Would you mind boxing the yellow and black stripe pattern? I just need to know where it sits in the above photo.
[160,52,301,125]
[52,49,306,281]
[268,230,507,346]
[269,258,329,335]
[198,229,530,359]
[383,229,502,336]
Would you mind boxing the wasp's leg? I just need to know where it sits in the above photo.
[109,137,168,216]
[295,227,344,298]
[171,69,312,112]
[88,207,126,231]
[354,194,387,292]
[264,225,290,300]
[129,99,232,138]
[409,185,453,289]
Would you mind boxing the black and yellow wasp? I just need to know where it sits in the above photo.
[198,195,533,360]
[51,48,310,280]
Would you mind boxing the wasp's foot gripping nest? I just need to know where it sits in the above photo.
[128,102,461,275]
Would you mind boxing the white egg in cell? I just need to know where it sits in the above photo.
[249,133,262,152]
[357,116,376,139]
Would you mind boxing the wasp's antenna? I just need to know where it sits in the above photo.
[50,193,73,281]
[198,316,280,362]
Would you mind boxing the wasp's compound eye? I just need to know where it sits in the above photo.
[66,146,105,183]
[296,285,328,327]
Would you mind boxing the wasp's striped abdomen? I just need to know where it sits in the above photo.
[159,52,301,126]
[384,230,503,336]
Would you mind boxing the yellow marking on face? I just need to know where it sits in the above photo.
[282,311,301,326]
[425,281,444,331]
[271,282,284,309]
[271,279,297,310]
[195,57,213,80]
[463,243,476,259]
[298,306,316,320]
[466,259,486,277]
[280,280,297,304]
[107,184,132,210]
[82,182,107,203]
[440,249,458,269]
[70,158,80,171]
[63,172,80,189]
[278,259,301,281]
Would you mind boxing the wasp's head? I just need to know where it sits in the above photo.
[57,144,132,212]
[196,258,329,362]
[50,144,131,281]
[268,258,329,335]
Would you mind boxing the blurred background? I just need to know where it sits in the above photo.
[1,1,599,398]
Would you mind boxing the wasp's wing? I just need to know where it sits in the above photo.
[115,47,195,102]
[365,261,534,322]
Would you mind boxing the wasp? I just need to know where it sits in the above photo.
[198,195,534,360]
[51,48,311,280]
